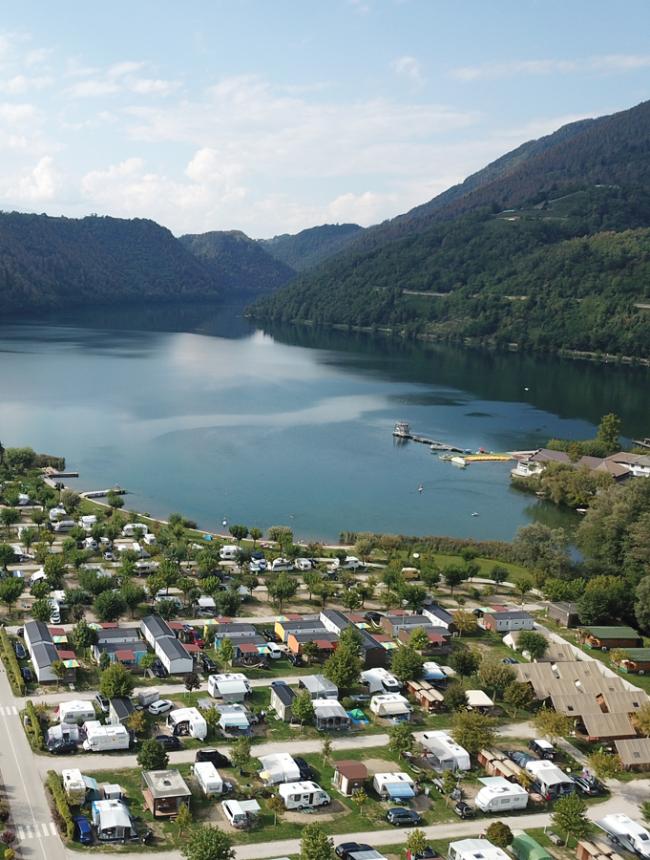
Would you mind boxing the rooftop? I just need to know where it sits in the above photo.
[142,770,191,799]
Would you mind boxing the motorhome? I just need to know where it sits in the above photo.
[192,761,224,797]
[62,769,87,804]
[219,545,239,561]
[271,557,293,571]
[330,556,363,570]
[53,519,76,532]
[475,776,528,813]
[79,515,98,530]
[82,721,130,752]
[361,668,402,694]
[278,781,330,810]
[294,558,313,571]
[448,839,510,860]
[598,814,650,858]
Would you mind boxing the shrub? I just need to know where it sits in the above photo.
[0,630,26,696]
[22,701,44,751]
[46,771,74,840]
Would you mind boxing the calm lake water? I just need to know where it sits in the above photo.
[1,303,648,542]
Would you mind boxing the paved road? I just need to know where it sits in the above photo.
[0,661,67,860]
[38,732,393,775]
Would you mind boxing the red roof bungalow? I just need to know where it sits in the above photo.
[397,628,448,649]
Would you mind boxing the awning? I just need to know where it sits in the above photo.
[61,659,80,668]
[83,776,99,790]
[387,783,415,799]
[51,635,68,643]
[380,641,398,650]
[219,714,250,728]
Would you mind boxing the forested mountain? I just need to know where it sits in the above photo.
[260,223,363,271]
[251,100,650,358]
[180,230,295,293]
[0,213,220,313]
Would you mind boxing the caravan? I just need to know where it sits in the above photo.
[219,545,239,561]
[475,777,528,813]
[361,668,402,694]
[58,700,96,725]
[417,731,471,771]
[278,781,330,810]
[192,761,224,797]
[167,707,207,740]
[597,815,650,858]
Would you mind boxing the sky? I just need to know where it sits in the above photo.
[1,1,650,238]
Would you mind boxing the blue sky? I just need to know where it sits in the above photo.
[1,0,649,236]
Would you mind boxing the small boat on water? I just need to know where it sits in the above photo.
[393,421,411,438]
[471,512,479,517]
[451,456,467,468]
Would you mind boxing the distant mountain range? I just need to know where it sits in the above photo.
[0,213,362,315]
[3,99,650,358]
[252,99,650,358]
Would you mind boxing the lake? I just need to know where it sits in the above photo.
[1,303,648,542]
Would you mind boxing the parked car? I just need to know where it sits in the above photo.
[49,740,78,755]
[94,693,110,714]
[573,775,605,796]
[294,756,315,781]
[386,808,422,827]
[363,611,382,626]
[155,734,182,751]
[195,748,231,768]
[528,739,556,760]
[200,654,218,674]
[508,750,534,768]
[453,801,474,819]
[148,699,173,716]
[336,844,373,860]
[13,641,27,660]
[73,815,93,845]
[20,666,33,683]
[103,551,115,561]
[502,657,518,664]
[149,659,168,678]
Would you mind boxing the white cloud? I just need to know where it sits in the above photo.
[451,53,650,81]
[130,78,179,96]
[66,59,179,98]
[6,155,61,201]
[0,101,37,123]
[0,73,53,94]
[107,60,146,79]
[391,55,423,84]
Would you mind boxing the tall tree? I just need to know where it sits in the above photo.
[452,710,495,755]
[552,793,591,845]
[300,824,335,860]
[183,827,235,860]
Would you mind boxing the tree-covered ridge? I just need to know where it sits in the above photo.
[260,223,363,272]
[179,229,296,293]
[252,185,650,356]
[0,212,221,313]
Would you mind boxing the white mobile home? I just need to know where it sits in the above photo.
[372,772,416,801]
[192,761,223,797]
[58,700,96,725]
[361,668,401,694]
[417,731,471,771]
[258,753,301,786]
[448,839,510,860]
[369,693,412,720]
[475,776,528,813]
[278,781,330,810]
[167,707,207,740]
[122,522,148,537]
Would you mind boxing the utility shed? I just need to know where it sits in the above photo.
[332,761,368,796]
[580,626,643,650]
[270,681,296,722]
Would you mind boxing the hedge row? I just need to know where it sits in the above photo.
[45,771,74,840]
[23,700,44,751]
[0,630,26,697]
[340,531,519,564]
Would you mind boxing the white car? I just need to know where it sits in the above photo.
[147,699,174,716]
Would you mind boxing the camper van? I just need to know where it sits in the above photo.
[221,799,261,829]
[167,707,207,740]
[598,815,650,858]
[219,545,240,561]
[53,519,76,532]
[278,781,330,810]
[192,761,224,797]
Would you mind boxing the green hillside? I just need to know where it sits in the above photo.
[180,230,295,293]
[251,100,650,358]
[0,213,220,314]
[260,223,363,271]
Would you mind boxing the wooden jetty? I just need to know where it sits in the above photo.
[82,487,128,499]
[392,422,464,453]
[634,437,650,450]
